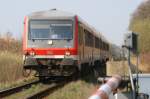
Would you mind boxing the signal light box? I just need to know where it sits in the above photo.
[124,32,138,53]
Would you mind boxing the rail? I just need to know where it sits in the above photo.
[0,80,40,98]
[26,77,73,99]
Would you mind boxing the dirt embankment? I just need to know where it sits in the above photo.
[107,61,129,76]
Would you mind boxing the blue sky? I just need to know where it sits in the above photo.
[0,0,143,45]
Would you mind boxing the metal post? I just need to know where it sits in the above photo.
[136,53,139,98]
[115,94,118,99]
[128,49,135,99]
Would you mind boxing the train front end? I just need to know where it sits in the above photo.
[23,10,78,78]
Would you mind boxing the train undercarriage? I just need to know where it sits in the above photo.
[23,58,79,80]
[23,57,107,81]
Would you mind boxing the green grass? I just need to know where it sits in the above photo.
[48,80,98,99]
[46,74,99,99]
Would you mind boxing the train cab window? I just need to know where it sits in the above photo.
[29,20,73,40]
[50,24,72,39]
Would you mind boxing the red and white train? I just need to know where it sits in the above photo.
[23,9,109,79]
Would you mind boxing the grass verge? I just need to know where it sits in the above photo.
[48,80,98,99]
[0,51,23,89]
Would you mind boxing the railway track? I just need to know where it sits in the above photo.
[0,73,77,99]
[26,76,75,99]
[0,80,40,98]
[26,82,65,99]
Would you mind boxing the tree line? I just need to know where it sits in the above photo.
[0,32,22,53]
[129,0,150,53]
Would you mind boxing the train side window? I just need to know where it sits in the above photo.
[106,44,108,51]
[95,37,100,48]
[102,42,104,50]
[84,30,88,46]
[104,42,106,50]
[84,29,93,47]
[106,44,109,51]
[100,39,102,49]
[78,25,83,45]
[90,34,94,47]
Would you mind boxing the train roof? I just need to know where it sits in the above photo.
[28,9,75,19]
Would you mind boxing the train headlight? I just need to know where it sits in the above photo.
[30,52,35,56]
[48,40,53,45]
[65,51,70,56]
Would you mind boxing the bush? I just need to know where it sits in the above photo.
[129,0,150,72]
[0,38,22,53]
[0,37,23,85]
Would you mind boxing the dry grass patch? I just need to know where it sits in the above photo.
[107,60,129,76]
[107,56,150,76]
[0,38,35,90]
[0,51,24,89]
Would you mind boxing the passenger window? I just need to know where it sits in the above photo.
[78,25,83,45]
